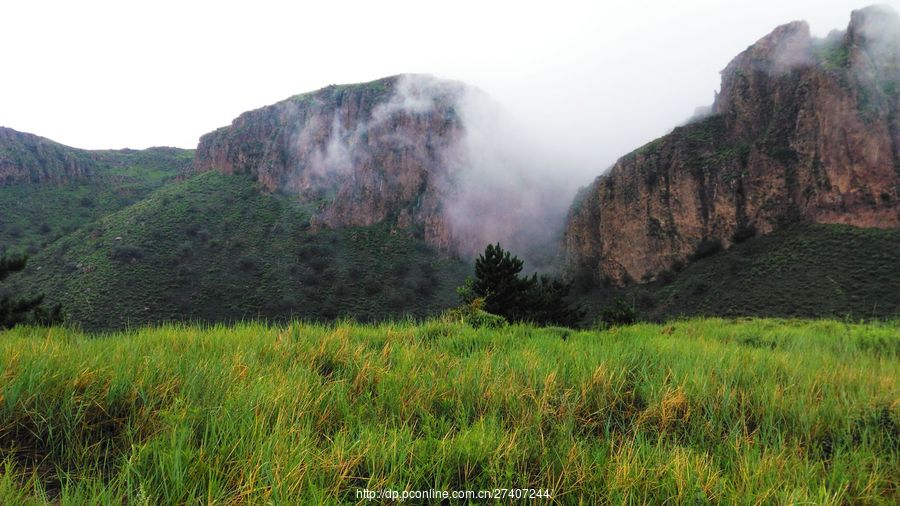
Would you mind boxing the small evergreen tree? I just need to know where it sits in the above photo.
[598,297,637,328]
[470,243,533,320]
[0,254,62,329]
[462,244,582,327]
[522,274,584,327]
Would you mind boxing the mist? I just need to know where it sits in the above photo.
[3,1,899,260]
[4,2,897,158]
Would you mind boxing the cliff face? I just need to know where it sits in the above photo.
[0,127,193,187]
[565,6,900,285]
[0,127,97,185]
[194,75,469,251]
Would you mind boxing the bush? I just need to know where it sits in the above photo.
[414,276,436,298]
[0,254,62,329]
[442,298,508,329]
[690,282,709,296]
[659,269,677,284]
[467,309,508,329]
[689,238,723,262]
[731,224,757,244]
[176,241,194,261]
[597,297,637,328]
[108,245,145,263]
[238,255,259,272]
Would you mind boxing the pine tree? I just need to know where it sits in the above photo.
[522,274,584,327]
[465,244,582,326]
[471,243,533,320]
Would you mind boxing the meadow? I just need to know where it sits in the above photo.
[0,318,897,504]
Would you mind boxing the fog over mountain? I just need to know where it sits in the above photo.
[4,1,898,185]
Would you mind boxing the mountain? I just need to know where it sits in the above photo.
[6,78,479,330]
[193,74,569,263]
[193,75,466,252]
[0,127,192,256]
[564,6,900,286]
[6,7,900,329]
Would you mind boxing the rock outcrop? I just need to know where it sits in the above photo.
[564,6,900,285]
[0,127,97,185]
[194,75,470,251]
[0,127,193,187]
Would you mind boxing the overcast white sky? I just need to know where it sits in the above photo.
[2,0,896,173]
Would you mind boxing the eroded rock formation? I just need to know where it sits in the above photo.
[0,127,96,185]
[564,6,900,285]
[194,75,471,251]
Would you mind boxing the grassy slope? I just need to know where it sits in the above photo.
[0,148,192,256]
[9,171,469,330]
[578,223,900,323]
[0,318,897,504]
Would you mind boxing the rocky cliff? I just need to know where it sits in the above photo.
[194,75,472,251]
[565,6,900,285]
[0,127,97,185]
[194,74,570,262]
[0,127,193,187]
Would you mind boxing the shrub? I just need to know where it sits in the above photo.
[442,298,508,329]
[414,277,436,298]
[467,309,508,329]
[0,254,62,329]
[659,269,677,284]
[597,297,638,328]
[176,241,194,260]
[109,245,145,263]
[238,255,259,272]
[362,277,383,297]
[691,282,709,295]
[689,238,723,262]
[731,224,757,244]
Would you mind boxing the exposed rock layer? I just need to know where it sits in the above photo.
[194,76,468,251]
[0,127,96,185]
[564,6,900,285]
[0,126,193,186]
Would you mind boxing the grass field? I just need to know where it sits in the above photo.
[0,318,897,504]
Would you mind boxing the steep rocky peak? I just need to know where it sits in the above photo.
[564,6,900,287]
[193,74,570,266]
[847,4,900,47]
[713,21,811,115]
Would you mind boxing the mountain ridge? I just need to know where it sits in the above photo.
[564,5,900,286]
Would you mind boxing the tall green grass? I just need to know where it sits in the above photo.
[0,318,897,504]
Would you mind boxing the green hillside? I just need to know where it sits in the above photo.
[0,148,192,256]
[1,318,897,503]
[578,223,900,323]
[8,171,469,330]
